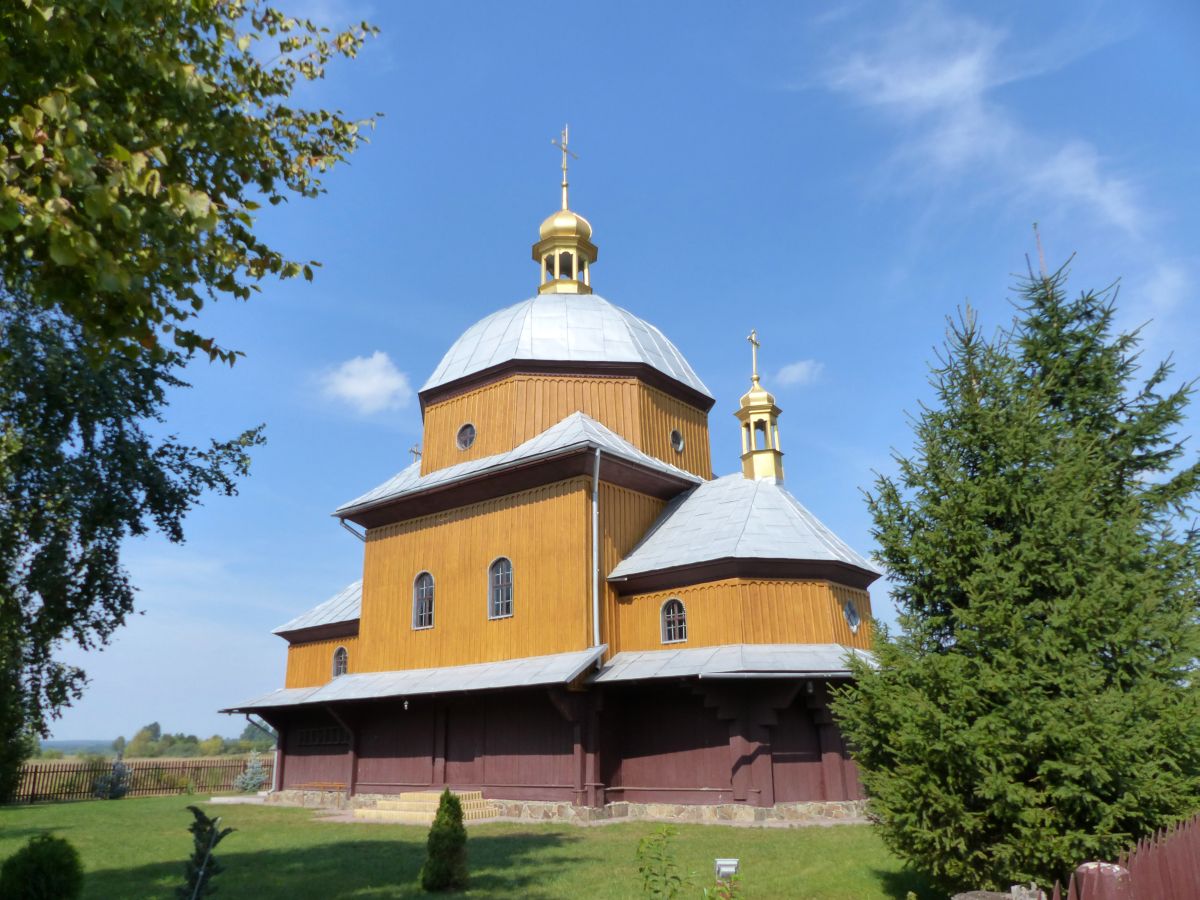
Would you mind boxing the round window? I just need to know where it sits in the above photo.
[670,429,685,453]
[843,600,861,634]
[456,423,476,450]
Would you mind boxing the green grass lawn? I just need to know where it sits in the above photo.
[0,796,937,899]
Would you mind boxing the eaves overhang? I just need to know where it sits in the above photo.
[607,557,881,595]
[418,359,717,414]
[273,619,360,645]
[220,646,607,714]
[336,444,697,531]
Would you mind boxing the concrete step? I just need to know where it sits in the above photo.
[353,789,498,826]
[373,799,494,813]
[398,790,484,802]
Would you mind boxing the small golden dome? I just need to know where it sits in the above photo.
[539,207,593,241]
[739,380,776,409]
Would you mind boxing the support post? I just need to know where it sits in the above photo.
[325,706,357,800]
[583,692,605,808]
[432,706,447,786]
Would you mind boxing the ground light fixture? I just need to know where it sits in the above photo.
[714,858,740,881]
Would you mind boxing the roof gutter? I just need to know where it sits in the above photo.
[696,671,855,680]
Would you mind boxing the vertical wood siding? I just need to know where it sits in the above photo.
[285,636,360,689]
[614,578,874,652]
[358,478,591,672]
[636,383,712,478]
[598,483,668,657]
[421,374,711,478]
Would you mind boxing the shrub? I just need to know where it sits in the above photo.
[0,833,84,899]
[92,757,130,799]
[177,805,234,899]
[233,750,269,793]
[419,789,468,892]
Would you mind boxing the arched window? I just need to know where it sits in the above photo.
[488,557,513,619]
[332,646,348,678]
[661,598,687,644]
[413,572,435,629]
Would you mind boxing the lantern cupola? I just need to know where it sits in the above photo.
[734,329,784,482]
[533,125,597,294]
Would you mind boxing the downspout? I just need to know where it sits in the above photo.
[339,518,366,542]
[591,447,601,648]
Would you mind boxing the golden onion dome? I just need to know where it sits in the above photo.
[539,207,593,241]
[739,380,776,409]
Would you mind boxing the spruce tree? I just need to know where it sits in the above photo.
[420,789,468,891]
[832,264,1200,891]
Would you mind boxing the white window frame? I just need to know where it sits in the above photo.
[487,556,514,620]
[412,571,435,630]
[660,597,687,644]
[331,646,349,678]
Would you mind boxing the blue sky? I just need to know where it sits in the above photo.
[50,0,1200,740]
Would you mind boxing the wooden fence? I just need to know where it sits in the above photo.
[1052,812,1200,900]
[8,757,275,805]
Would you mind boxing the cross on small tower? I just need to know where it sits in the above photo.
[747,329,761,383]
[408,444,422,463]
[551,124,578,210]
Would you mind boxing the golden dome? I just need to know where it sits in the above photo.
[539,207,593,241]
[739,380,776,409]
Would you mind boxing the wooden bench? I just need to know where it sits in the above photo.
[291,781,346,792]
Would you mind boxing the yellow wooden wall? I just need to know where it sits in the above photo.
[598,483,668,659]
[357,478,591,671]
[421,374,711,478]
[285,636,360,689]
[612,578,874,654]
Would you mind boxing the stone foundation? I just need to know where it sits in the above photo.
[268,790,867,826]
[267,789,350,810]
[486,799,868,826]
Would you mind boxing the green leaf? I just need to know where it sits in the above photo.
[48,235,78,265]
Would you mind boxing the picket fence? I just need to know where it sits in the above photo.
[9,756,274,804]
[1052,812,1200,900]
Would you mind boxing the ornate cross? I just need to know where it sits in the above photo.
[747,329,761,382]
[408,444,422,463]
[551,124,578,209]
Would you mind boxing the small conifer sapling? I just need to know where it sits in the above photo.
[419,788,468,891]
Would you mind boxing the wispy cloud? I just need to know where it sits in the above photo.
[319,351,412,415]
[820,3,1143,235]
[775,359,825,387]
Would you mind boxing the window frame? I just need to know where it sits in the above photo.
[487,556,514,620]
[331,645,349,678]
[842,599,861,634]
[412,571,435,630]
[660,597,687,644]
[456,422,476,451]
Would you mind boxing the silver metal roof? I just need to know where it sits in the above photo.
[273,580,362,635]
[421,294,712,398]
[591,643,873,683]
[222,646,606,713]
[336,411,700,516]
[609,475,880,578]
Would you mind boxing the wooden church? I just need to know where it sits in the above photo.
[226,133,880,816]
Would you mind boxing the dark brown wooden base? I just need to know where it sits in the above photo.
[257,678,862,807]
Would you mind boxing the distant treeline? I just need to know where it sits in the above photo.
[35,721,276,760]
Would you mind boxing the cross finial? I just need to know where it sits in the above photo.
[747,329,761,383]
[551,124,578,210]
[408,444,422,463]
